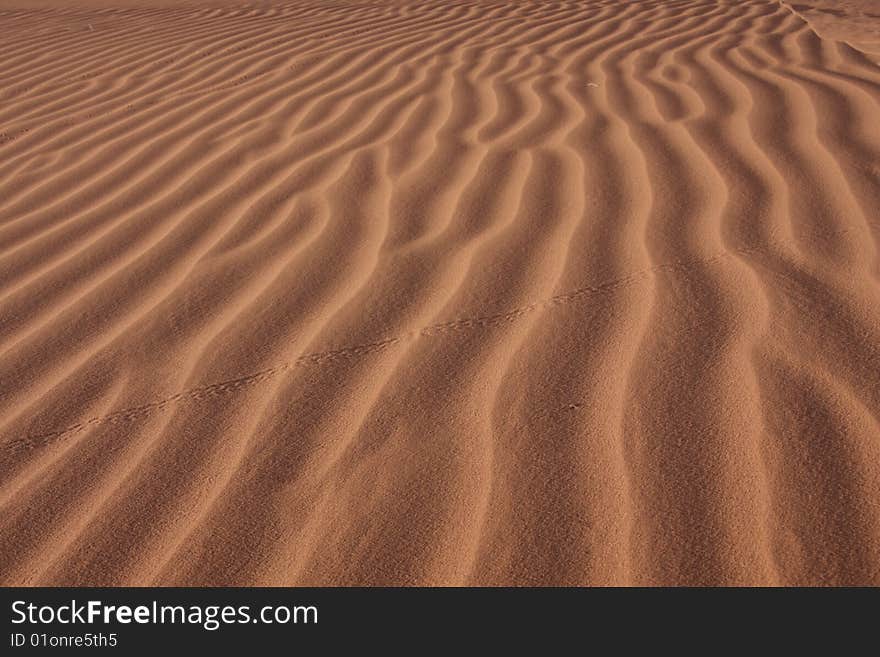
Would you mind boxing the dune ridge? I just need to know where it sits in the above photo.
[1,0,878,586]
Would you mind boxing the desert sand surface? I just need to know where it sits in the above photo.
[1,0,879,586]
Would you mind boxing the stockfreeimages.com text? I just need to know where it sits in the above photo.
[11,600,317,631]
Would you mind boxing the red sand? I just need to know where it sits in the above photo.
[1,0,879,585]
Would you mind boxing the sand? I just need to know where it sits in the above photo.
[0,0,878,586]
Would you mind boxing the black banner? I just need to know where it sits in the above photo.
[1,587,875,650]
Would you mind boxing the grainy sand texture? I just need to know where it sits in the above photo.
[1,0,879,586]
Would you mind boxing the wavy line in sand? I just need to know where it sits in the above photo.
[3,228,850,453]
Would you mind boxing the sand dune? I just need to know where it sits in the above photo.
[1,0,879,586]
